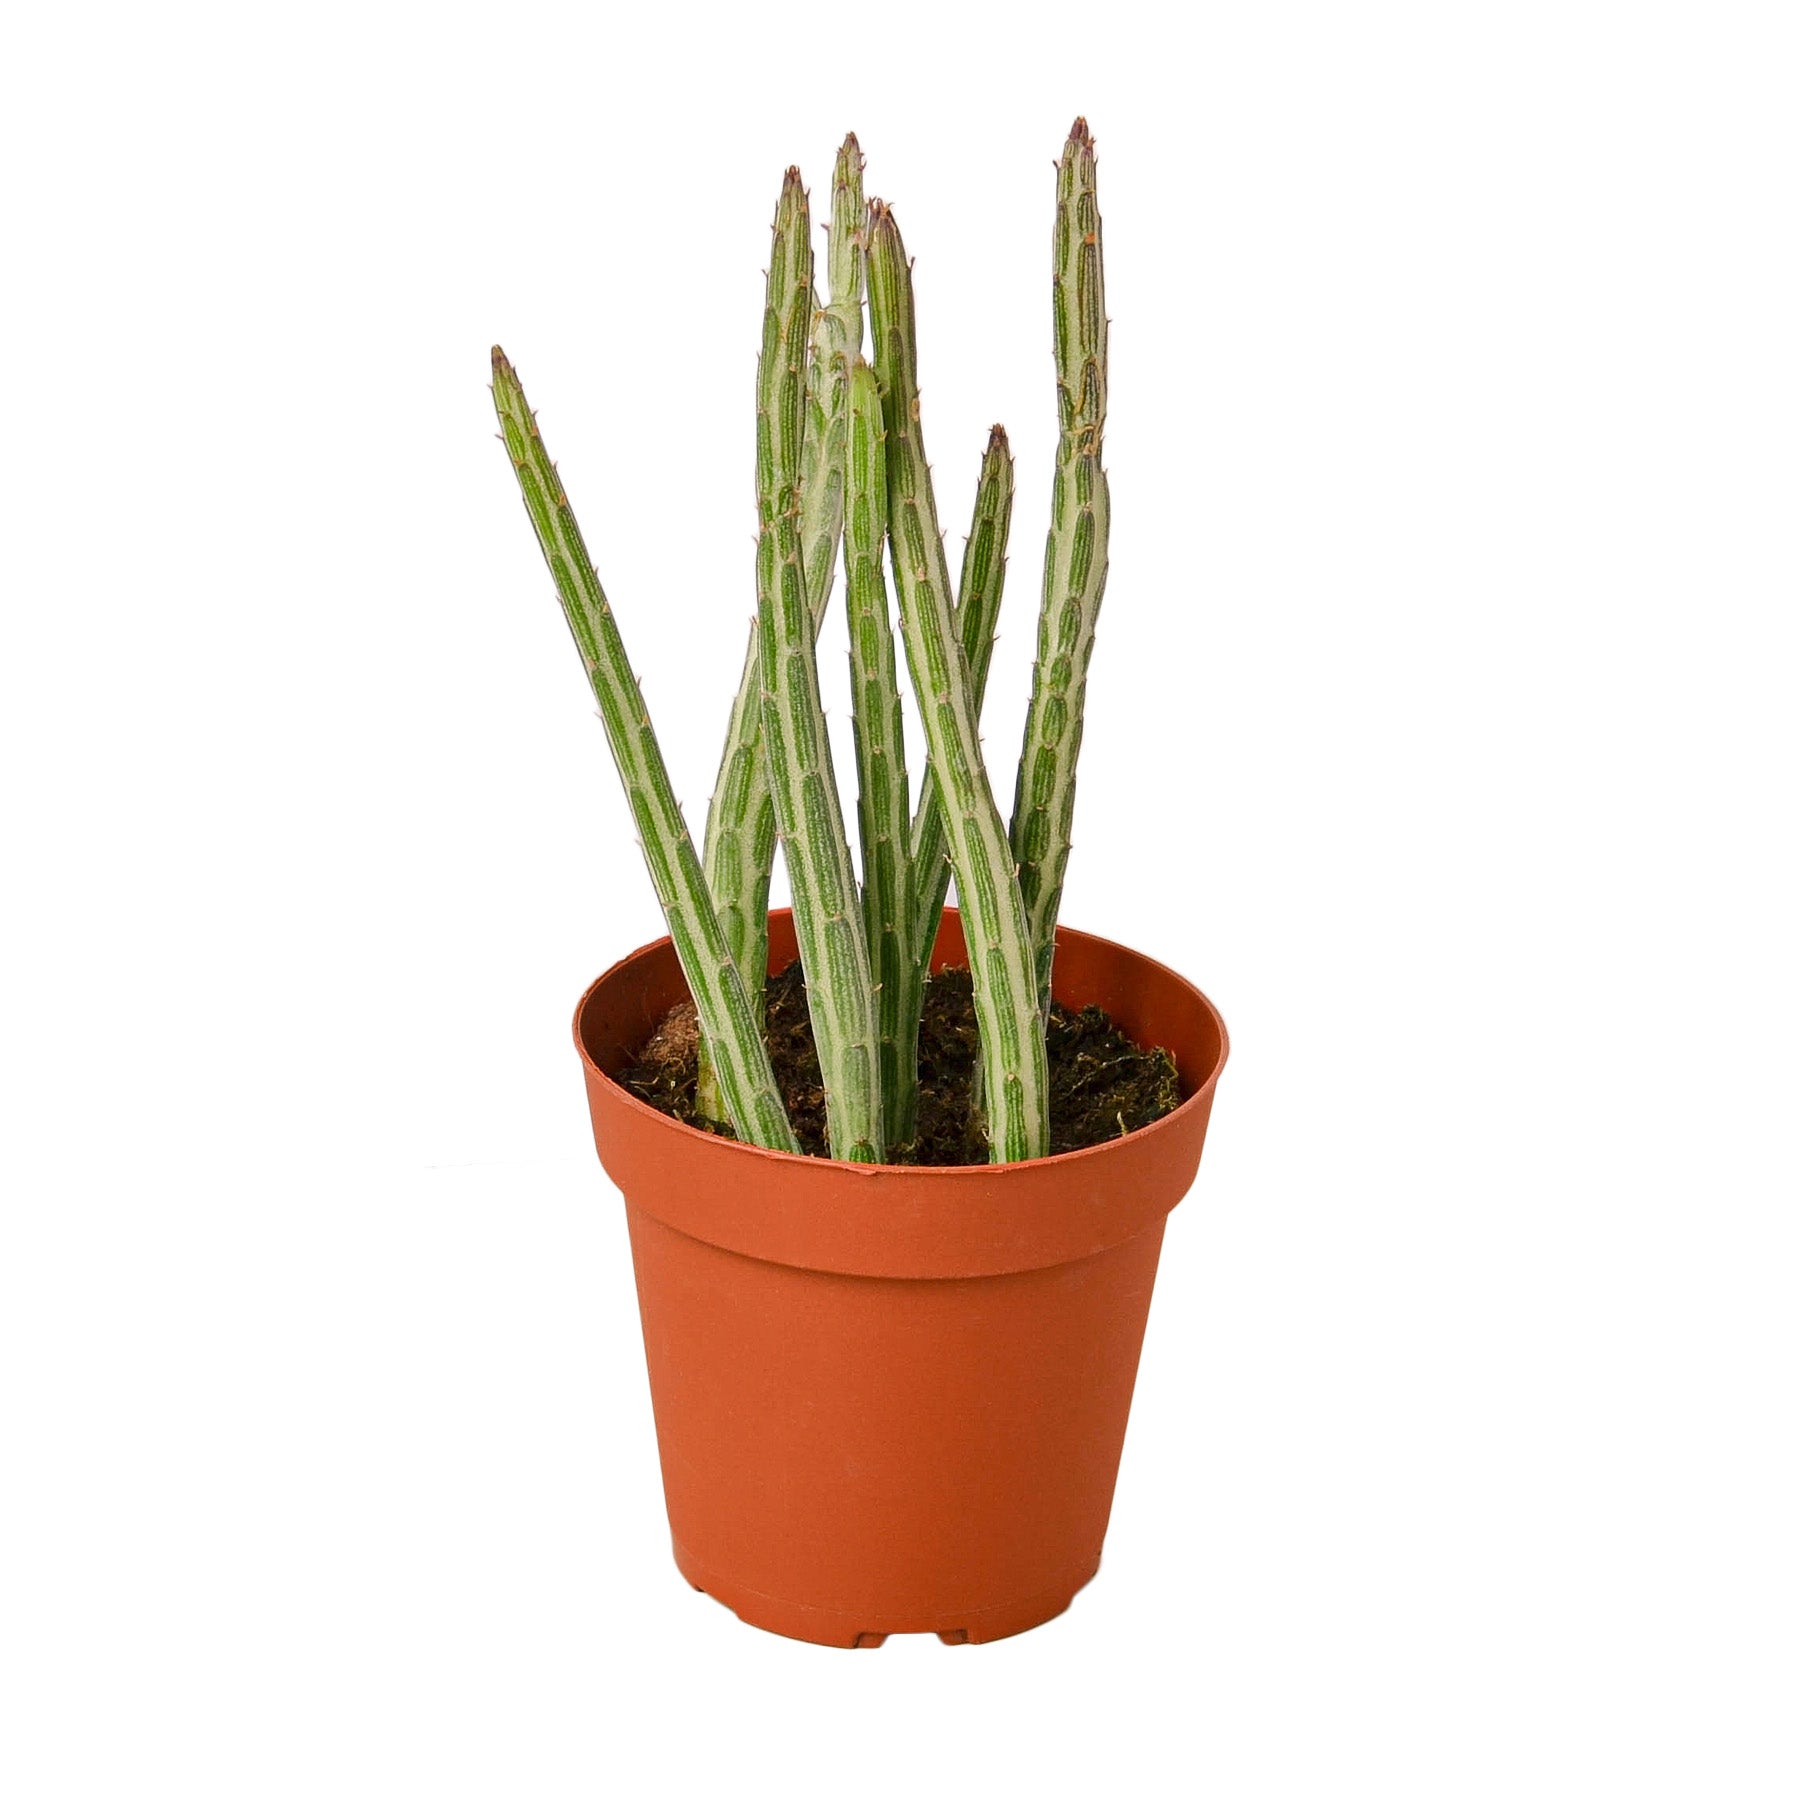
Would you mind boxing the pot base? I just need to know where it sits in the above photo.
[673,1538,1100,1648]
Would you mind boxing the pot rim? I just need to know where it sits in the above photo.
[573,909,1228,1182]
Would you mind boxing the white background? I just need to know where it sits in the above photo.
[3,2,1795,1793]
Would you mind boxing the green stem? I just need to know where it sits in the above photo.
[844,360,918,1143]
[697,133,864,1122]
[756,171,883,1162]
[867,200,1049,1163]
[911,424,1015,963]
[1012,117,1110,1018]
[491,348,798,1154]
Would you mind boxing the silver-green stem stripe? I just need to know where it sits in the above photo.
[697,134,864,1123]
[490,347,798,1154]
[910,425,1014,961]
[799,132,864,616]
[756,172,883,1163]
[844,360,919,1144]
[1011,117,1110,1018]
[866,201,1049,1164]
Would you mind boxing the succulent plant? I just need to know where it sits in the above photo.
[864,199,1050,1163]
[751,171,884,1163]
[695,135,866,1126]
[493,120,1110,1165]
[843,358,919,1143]
[1014,118,1109,1018]
[490,350,798,1154]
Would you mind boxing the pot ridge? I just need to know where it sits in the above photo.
[574,909,1229,1279]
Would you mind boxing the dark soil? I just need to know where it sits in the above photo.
[620,960,1183,1164]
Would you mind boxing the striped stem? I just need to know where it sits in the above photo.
[490,347,798,1154]
[800,132,865,606]
[697,648,777,1124]
[697,133,864,1122]
[756,171,883,1162]
[866,200,1049,1163]
[1011,117,1110,1017]
[910,424,1015,963]
[844,360,918,1143]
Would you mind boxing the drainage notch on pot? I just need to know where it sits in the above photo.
[575,909,1228,1650]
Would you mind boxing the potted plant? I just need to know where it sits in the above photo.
[493,120,1228,1647]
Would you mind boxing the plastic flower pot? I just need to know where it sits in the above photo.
[575,906,1228,1647]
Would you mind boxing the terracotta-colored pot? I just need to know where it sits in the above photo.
[575,908,1228,1647]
